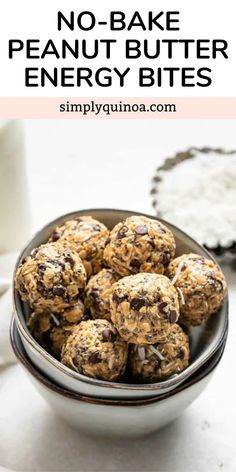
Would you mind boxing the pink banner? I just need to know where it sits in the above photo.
[0,97,236,119]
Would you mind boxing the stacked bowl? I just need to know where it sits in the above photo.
[11,209,228,438]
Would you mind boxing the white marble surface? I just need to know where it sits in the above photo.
[0,120,236,472]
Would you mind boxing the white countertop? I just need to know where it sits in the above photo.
[0,119,236,472]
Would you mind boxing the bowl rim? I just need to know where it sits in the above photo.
[10,317,227,407]
[13,207,229,393]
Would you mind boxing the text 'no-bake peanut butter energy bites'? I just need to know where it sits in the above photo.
[15,214,227,384]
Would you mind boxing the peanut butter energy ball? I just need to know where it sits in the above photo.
[28,300,88,356]
[85,269,120,320]
[130,324,190,382]
[61,319,128,381]
[166,253,227,327]
[15,242,87,313]
[103,215,176,277]
[110,273,180,344]
[49,216,109,276]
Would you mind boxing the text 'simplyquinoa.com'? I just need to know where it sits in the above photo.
[59,100,177,116]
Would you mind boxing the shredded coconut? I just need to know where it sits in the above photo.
[50,313,60,326]
[177,287,185,305]
[149,345,165,361]
[137,346,146,361]
[153,150,236,247]
[171,258,187,285]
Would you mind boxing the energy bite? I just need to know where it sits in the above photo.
[28,300,88,356]
[166,253,227,327]
[15,242,87,313]
[130,324,190,382]
[110,273,180,344]
[49,216,109,277]
[103,215,176,277]
[85,268,120,321]
[61,319,128,381]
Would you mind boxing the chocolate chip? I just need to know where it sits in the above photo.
[155,223,166,234]
[102,327,111,341]
[112,293,119,303]
[215,279,224,291]
[141,289,148,296]
[154,293,161,303]
[149,239,156,249]
[38,282,53,299]
[78,288,85,300]
[130,297,146,310]
[177,347,185,360]
[208,275,216,284]
[130,259,141,271]
[83,311,90,321]
[90,291,101,311]
[38,263,47,274]
[93,224,101,231]
[112,292,128,304]
[51,231,62,242]
[169,310,177,323]
[102,328,115,342]
[158,302,168,314]
[89,352,100,364]
[117,225,128,239]
[64,256,75,268]
[90,289,99,298]
[207,274,223,291]
[162,252,170,266]
[19,282,27,294]
[93,299,101,314]
[135,225,148,235]
[53,285,66,297]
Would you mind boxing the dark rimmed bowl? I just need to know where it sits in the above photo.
[10,318,227,438]
[13,209,228,400]
[150,147,236,256]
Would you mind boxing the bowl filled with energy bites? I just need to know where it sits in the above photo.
[12,209,228,402]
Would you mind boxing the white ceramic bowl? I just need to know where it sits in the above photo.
[10,319,227,438]
[13,209,228,400]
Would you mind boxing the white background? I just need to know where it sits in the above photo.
[0,0,236,96]
[21,119,236,232]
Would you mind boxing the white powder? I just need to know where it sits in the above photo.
[154,151,236,248]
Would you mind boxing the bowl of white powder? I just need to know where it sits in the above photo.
[151,147,236,257]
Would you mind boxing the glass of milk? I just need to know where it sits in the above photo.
[0,120,31,253]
